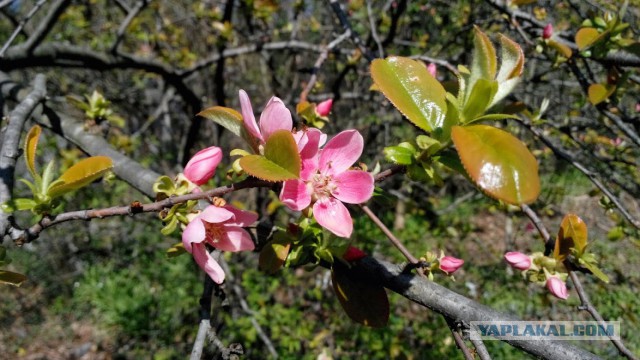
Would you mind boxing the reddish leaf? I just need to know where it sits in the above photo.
[332,262,389,328]
[554,214,588,262]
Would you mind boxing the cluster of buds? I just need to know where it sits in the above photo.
[504,251,569,300]
[421,250,464,281]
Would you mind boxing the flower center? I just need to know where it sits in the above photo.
[310,171,337,201]
[203,221,225,244]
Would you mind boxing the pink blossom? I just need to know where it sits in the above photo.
[504,251,532,271]
[279,130,374,238]
[427,63,437,78]
[239,89,292,144]
[315,98,334,117]
[543,24,553,39]
[182,205,258,283]
[439,256,464,274]
[183,146,222,185]
[546,276,569,300]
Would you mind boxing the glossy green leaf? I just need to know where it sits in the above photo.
[554,214,588,262]
[199,106,259,151]
[465,113,519,125]
[496,34,524,83]
[24,125,41,178]
[259,234,291,274]
[0,270,27,286]
[47,156,114,198]
[370,56,446,132]
[462,78,498,122]
[588,84,615,105]
[451,125,540,205]
[239,130,300,181]
[332,262,389,328]
[383,143,415,165]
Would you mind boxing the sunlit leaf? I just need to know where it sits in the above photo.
[198,106,258,150]
[24,125,41,178]
[554,214,588,262]
[575,27,607,50]
[259,233,291,274]
[383,143,415,165]
[332,262,389,328]
[239,130,300,181]
[587,84,615,105]
[547,39,573,58]
[467,26,497,99]
[370,56,446,132]
[579,259,609,283]
[496,34,524,83]
[47,156,113,198]
[451,125,540,205]
[0,270,27,286]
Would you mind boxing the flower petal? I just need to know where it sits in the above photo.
[259,96,292,140]
[239,89,263,142]
[280,179,311,211]
[199,205,235,224]
[299,128,323,160]
[332,170,374,204]
[216,226,256,252]
[192,243,225,284]
[182,216,206,252]
[224,206,258,227]
[319,130,363,175]
[300,155,319,181]
[313,197,353,238]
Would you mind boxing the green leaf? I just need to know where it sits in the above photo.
[554,214,588,262]
[578,259,610,283]
[464,113,519,125]
[166,242,187,258]
[451,125,540,205]
[259,233,291,274]
[24,125,41,178]
[239,130,301,181]
[370,56,447,132]
[47,156,114,198]
[199,106,258,151]
[332,261,389,328]
[152,175,176,195]
[462,78,498,122]
[467,26,497,102]
[383,143,415,165]
[0,270,27,286]
[547,39,573,58]
[588,83,616,105]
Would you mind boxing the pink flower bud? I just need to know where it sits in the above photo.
[343,246,367,262]
[427,63,437,78]
[439,256,464,274]
[504,252,531,271]
[546,276,569,300]
[543,24,553,39]
[316,98,333,117]
[184,146,222,185]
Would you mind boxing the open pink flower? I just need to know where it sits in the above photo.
[183,146,222,186]
[546,276,569,300]
[280,130,374,238]
[504,251,531,271]
[239,89,292,144]
[182,205,258,284]
[439,256,464,274]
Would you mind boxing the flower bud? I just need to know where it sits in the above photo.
[546,276,569,300]
[439,256,464,274]
[543,24,553,39]
[316,98,334,117]
[184,146,222,185]
[343,246,367,262]
[427,63,437,78]
[504,251,532,271]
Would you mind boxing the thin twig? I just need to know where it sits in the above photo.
[366,0,384,58]
[360,205,419,264]
[470,337,492,360]
[190,320,211,360]
[520,204,554,254]
[110,0,149,54]
[568,270,638,360]
[0,0,48,57]
[445,316,475,360]
[327,0,374,62]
